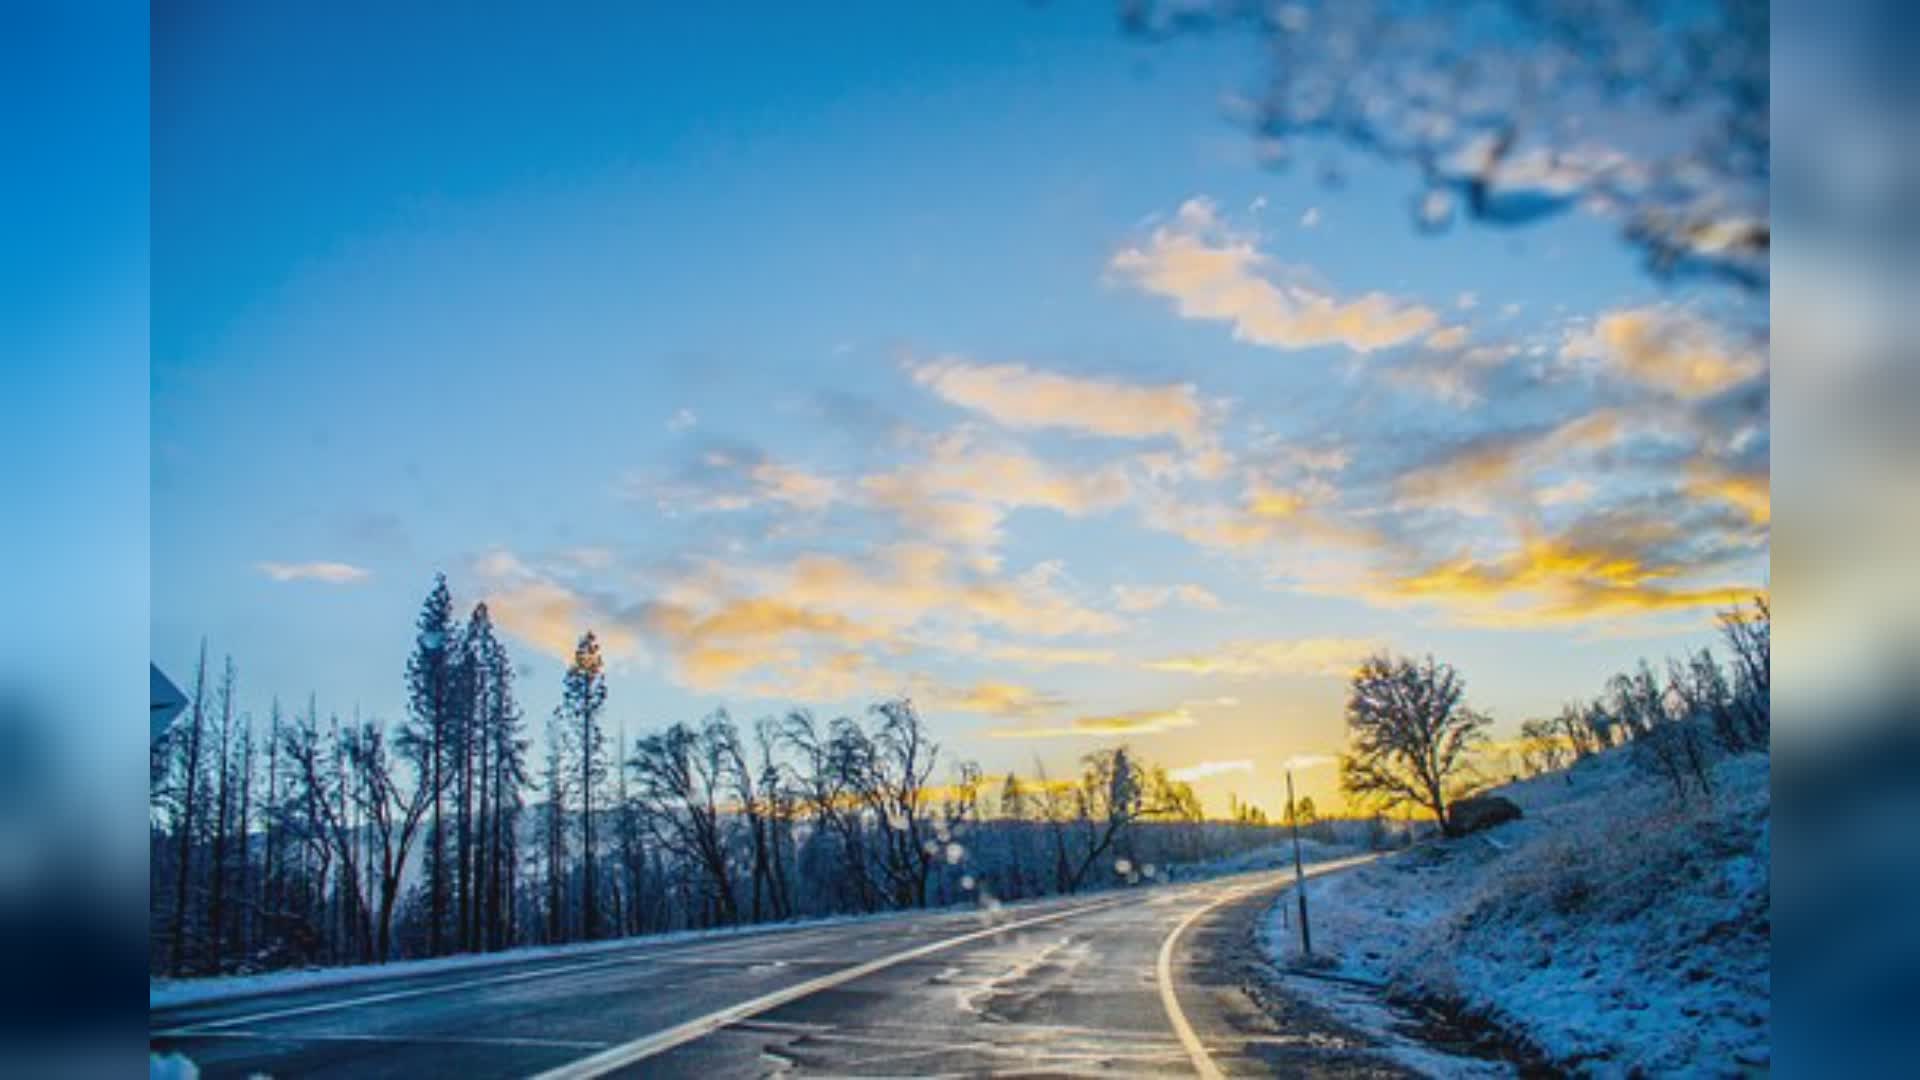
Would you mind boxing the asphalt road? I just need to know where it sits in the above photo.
[152,862,1404,1078]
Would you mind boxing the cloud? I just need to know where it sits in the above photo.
[1684,459,1770,526]
[620,543,1122,692]
[1537,478,1596,506]
[1354,520,1761,627]
[1561,306,1765,399]
[636,447,840,515]
[861,475,1008,548]
[1384,341,1520,408]
[747,461,839,510]
[925,681,1067,717]
[860,432,1134,548]
[722,650,897,705]
[1111,197,1438,353]
[1281,753,1337,771]
[1300,207,1322,228]
[1393,410,1624,515]
[1146,637,1375,678]
[984,643,1118,667]
[988,706,1198,739]
[1183,696,1241,708]
[1170,759,1255,782]
[910,358,1212,448]
[486,580,639,661]
[1137,473,1385,561]
[256,561,370,585]
[666,408,698,433]
[772,544,1123,640]
[1113,583,1222,612]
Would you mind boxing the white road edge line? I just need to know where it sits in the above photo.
[527,896,1131,1080]
[156,912,975,1035]
[1157,881,1263,1080]
[153,952,650,1035]
[1157,856,1380,1079]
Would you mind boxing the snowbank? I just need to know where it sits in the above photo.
[1263,749,1770,1075]
[1165,836,1366,880]
[152,838,1363,1011]
[149,909,895,1011]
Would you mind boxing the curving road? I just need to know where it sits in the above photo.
[152,859,1401,1078]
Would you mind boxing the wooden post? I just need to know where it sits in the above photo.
[1288,769,1311,956]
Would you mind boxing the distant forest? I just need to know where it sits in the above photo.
[151,574,1347,977]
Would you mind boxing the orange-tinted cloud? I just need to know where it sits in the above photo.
[1562,306,1765,399]
[1357,527,1760,627]
[1111,198,1438,353]
[485,580,640,661]
[1685,460,1770,525]
[911,358,1212,448]
[1393,410,1624,515]
[925,681,1067,717]
[1145,637,1375,677]
[1168,759,1254,782]
[1113,583,1222,613]
[987,706,1197,739]
[984,643,1118,667]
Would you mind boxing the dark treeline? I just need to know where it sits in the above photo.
[1507,596,1771,798]
[150,575,1296,977]
[1332,595,1770,837]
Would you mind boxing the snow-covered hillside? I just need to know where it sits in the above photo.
[1263,749,1770,1075]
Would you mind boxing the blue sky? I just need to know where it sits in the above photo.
[152,2,1768,814]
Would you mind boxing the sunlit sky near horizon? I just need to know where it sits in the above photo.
[151,3,1769,816]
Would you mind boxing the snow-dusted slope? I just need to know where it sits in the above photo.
[1264,749,1770,1075]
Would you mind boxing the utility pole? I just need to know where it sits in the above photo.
[1287,768,1311,957]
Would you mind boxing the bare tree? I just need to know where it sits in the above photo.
[781,710,880,913]
[346,716,435,961]
[714,714,792,922]
[1719,595,1769,748]
[280,702,372,962]
[1065,748,1148,891]
[1339,653,1490,836]
[1607,662,1667,742]
[861,700,940,908]
[754,717,797,920]
[631,717,738,925]
[1518,717,1571,776]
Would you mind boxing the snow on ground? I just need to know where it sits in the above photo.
[1262,749,1771,1076]
[1165,836,1365,880]
[149,1052,198,1079]
[151,840,1361,1011]
[148,902,957,1011]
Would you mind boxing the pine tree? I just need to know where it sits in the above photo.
[169,640,210,974]
[208,656,237,971]
[558,632,608,939]
[406,574,458,955]
[459,602,524,951]
[451,606,489,952]
[481,623,527,951]
[541,714,568,943]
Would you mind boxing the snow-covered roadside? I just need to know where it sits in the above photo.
[1261,750,1770,1076]
[1166,836,1366,880]
[151,841,1361,1012]
[149,902,973,1011]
